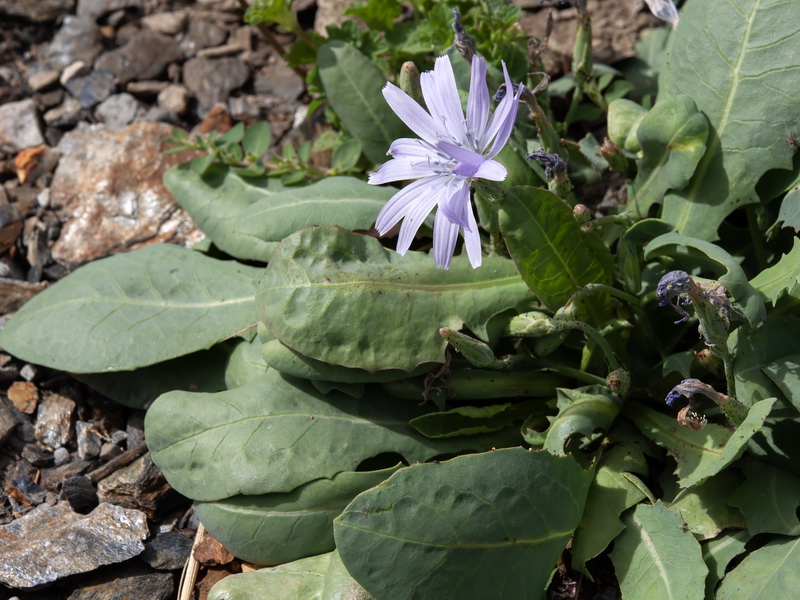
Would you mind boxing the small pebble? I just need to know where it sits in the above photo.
[59,61,89,87]
[53,447,71,466]
[27,70,60,92]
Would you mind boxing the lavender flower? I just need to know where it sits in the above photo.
[369,55,523,269]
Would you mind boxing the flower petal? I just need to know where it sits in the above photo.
[433,211,460,269]
[368,157,440,185]
[481,61,522,157]
[396,180,448,254]
[382,83,440,144]
[420,56,467,144]
[375,178,440,235]
[466,56,489,150]
[473,159,507,181]
[462,205,482,268]
[388,138,440,159]
[438,180,471,230]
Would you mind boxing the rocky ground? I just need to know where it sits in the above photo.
[0,1,660,598]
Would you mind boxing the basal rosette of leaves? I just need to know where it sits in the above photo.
[1,0,800,597]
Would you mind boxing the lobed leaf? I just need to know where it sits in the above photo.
[146,371,512,502]
[196,467,400,565]
[0,244,261,372]
[659,0,800,240]
[334,448,593,600]
[498,186,614,310]
[729,462,800,536]
[749,237,800,306]
[610,501,707,600]
[627,399,775,488]
[257,227,532,372]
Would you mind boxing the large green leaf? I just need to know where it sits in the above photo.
[334,448,593,600]
[231,176,396,260]
[667,470,746,540]
[729,462,800,536]
[318,41,409,165]
[627,400,775,488]
[257,227,532,372]
[164,163,285,262]
[629,95,709,218]
[146,371,511,501]
[717,536,800,600]
[659,0,800,239]
[702,530,751,598]
[224,337,269,390]
[0,244,261,372]
[750,237,800,305]
[498,186,614,310]
[196,467,400,565]
[610,502,707,599]
[645,232,766,326]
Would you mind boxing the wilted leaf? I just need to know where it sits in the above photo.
[729,462,800,536]
[409,400,545,438]
[196,467,400,565]
[611,502,707,599]
[717,536,800,600]
[0,244,261,372]
[335,448,593,600]
[146,371,511,501]
[498,186,614,310]
[659,0,800,240]
[257,227,532,372]
[627,400,775,488]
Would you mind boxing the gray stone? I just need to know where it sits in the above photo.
[44,96,82,127]
[65,70,117,108]
[254,59,305,102]
[42,15,103,70]
[49,123,202,266]
[27,70,61,92]
[141,531,194,570]
[141,10,187,35]
[0,99,45,153]
[0,0,74,22]
[76,421,103,459]
[141,107,182,126]
[0,502,148,588]
[157,84,189,115]
[180,16,229,57]
[34,393,76,449]
[53,447,71,466]
[94,93,144,127]
[94,29,183,85]
[76,0,145,20]
[0,403,16,447]
[67,564,174,600]
[97,453,181,518]
[183,56,249,112]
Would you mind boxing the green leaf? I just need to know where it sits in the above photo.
[146,371,510,501]
[667,470,746,540]
[244,0,298,31]
[498,186,614,310]
[334,448,593,600]
[232,176,395,260]
[717,536,800,600]
[318,41,409,165]
[571,442,650,575]
[257,227,532,372]
[196,466,400,565]
[729,462,800,536]
[702,530,751,599]
[331,137,362,172]
[645,232,766,326]
[750,237,800,305]
[224,337,269,390]
[0,244,261,372]
[627,399,775,488]
[543,387,623,457]
[629,95,709,218]
[75,347,229,409]
[763,354,800,413]
[219,122,245,145]
[261,338,433,383]
[343,0,403,30]
[659,0,800,240]
[242,121,272,158]
[747,406,800,479]
[610,502,707,600]
[164,163,285,262]
[408,400,545,439]
[777,188,800,233]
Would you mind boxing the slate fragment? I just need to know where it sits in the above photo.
[0,502,148,588]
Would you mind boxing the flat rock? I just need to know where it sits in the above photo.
[0,0,75,22]
[49,122,202,267]
[44,96,83,127]
[94,29,183,85]
[0,99,45,153]
[254,59,305,102]
[94,93,145,127]
[76,0,145,20]
[0,203,24,254]
[141,531,194,570]
[66,563,174,600]
[180,16,229,57]
[27,69,61,92]
[0,278,47,313]
[141,10,187,35]
[34,392,76,449]
[183,56,249,112]
[64,70,117,108]
[0,502,148,588]
[41,15,103,70]
[97,453,183,519]
[0,403,16,446]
